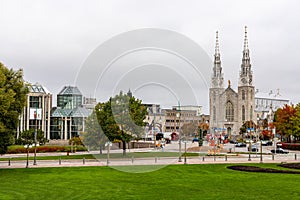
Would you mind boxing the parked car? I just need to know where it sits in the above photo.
[261,140,273,146]
[270,148,289,154]
[235,142,246,147]
[248,144,259,152]
[192,138,199,143]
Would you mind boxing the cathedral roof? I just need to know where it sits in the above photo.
[255,91,289,101]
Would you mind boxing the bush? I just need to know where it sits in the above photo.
[278,142,300,150]
[69,137,84,146]
[7,145,87,154]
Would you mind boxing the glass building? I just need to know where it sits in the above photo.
[50,86,95,140]
[18,83,52,139]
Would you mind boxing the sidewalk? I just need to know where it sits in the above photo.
[0,152,298,169]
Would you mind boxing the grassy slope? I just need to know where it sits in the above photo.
[0,164,299,200]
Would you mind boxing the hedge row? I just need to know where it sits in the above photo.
[7,145,87,154]
[278,143,300,150]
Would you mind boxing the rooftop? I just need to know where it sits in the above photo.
[58,86,82,96]
[28,83,51,94]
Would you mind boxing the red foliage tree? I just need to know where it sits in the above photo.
[274,104,297,142]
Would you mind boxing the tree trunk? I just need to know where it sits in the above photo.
[100,145,103,155]
[122,140,126,157]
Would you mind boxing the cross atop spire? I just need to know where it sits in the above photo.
[244,26,248,50]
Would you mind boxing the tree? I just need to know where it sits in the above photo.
[95,92,147,156]
[17,129,47,145]
[274,104,297,142]
[0,63,28,154]
[181,121,198,139]
[239,120,256,136]
[81,111,108,153]
[291,103,300,142]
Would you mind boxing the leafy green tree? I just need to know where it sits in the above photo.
[17,129,47,145]
[0,63,28,154]
[82,111,108,153]
[96,92,147,156]
[291,104,300,142]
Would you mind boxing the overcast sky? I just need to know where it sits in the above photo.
[0,0,299,113]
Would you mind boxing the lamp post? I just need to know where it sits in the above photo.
[176,111,182,162]
[106,141,112,165]
[184,140,187,164]
[33,108,37,165]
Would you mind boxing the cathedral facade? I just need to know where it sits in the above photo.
[209,27,255,137]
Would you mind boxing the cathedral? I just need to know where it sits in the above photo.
[209,26,255,137]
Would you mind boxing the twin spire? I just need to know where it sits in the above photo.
[214,26,249,56]
[212,26,252,87]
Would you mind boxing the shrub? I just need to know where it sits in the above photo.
[6,145,87,154]
[277,142,300,150]
[69,137,84,146]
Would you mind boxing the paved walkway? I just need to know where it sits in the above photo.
[1,142,299,169]
[0,152,299,169]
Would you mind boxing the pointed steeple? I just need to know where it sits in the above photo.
[215,31,220,56]
[211,31,224,88]
[244,26,248,50]
[239,26,253,86]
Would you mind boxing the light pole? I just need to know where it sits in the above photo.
[33,108,37,165]
[106,141,112,165]
[184,141,187,164]
[176,111,182,162]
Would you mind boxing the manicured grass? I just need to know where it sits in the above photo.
[0,164,299,199]
[0,152,201,161]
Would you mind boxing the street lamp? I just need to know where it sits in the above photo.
[105,141,112,165]
[176,111,182,162]
[33,108,38,165]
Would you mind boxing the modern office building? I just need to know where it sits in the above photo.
[163,107,202,134]
[17,83,52,139]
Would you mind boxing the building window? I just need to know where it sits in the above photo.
[250,106,253,120]
[242,90,245,100]
[30,96,41,108]
[242,105,245,121]
[213,106,216,121]
[225,101,234,122]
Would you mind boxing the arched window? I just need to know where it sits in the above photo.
[213,106,216,121]
[242,90,245,100]
[242,105,245,121]
[250,105,253,120]
[225,101,234,122]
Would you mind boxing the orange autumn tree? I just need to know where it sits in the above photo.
[260,122,274,140]
[274,104,297,142]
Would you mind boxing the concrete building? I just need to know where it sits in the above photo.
[18,83,52,139]
[255,89,289,119]
[209,27,255,137]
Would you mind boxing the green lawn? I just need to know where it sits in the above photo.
[0,164,299,199]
